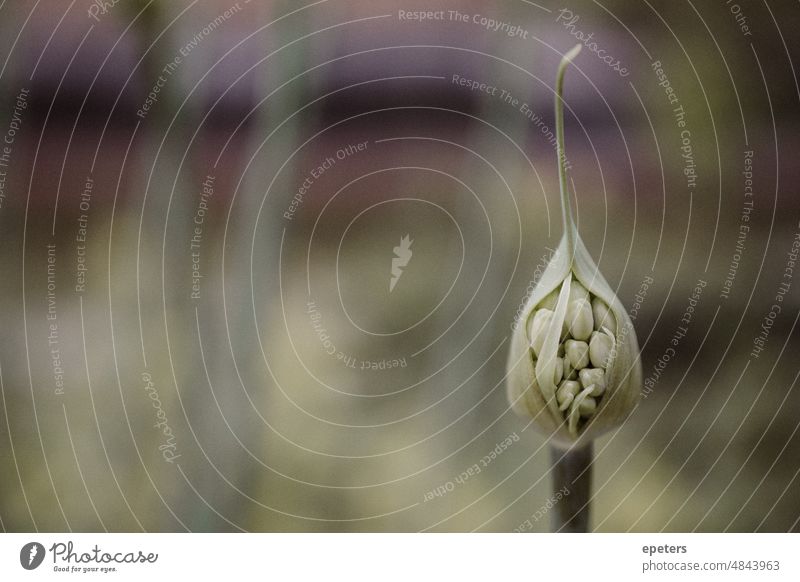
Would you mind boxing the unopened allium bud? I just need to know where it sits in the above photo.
[569,280,590,303]
[564,339,589,370]
[568,386,597,434]
[556,380,581,411]
[589,329,614,369]
[591,296,616,332]
[578,367,606,397]
[506,44,642,448]
[565,298,593,341]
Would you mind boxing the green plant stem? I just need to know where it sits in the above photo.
[550,443,593,532]
[555,44,582,264]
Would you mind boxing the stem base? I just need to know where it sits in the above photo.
[550,443,593,532]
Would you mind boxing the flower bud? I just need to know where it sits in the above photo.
[508,247,641,447]
[556,380,581,411]
[564,298,593,341]
[505,44,642,448]
[578,367,606,397]
[589,329,614,369]
[570,280,590,303]
[564,339,589,370]
[591,296,616,332]
[568,386,596,435]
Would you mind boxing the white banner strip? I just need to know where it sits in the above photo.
[1,533,797,581]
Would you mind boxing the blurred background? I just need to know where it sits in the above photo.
[0,0,799,532]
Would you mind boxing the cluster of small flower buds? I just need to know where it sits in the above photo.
[527,276,617,436]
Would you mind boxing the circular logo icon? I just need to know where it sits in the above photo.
[20,542,45,570]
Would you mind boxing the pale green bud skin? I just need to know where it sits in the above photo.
[564,339,589,370]
[579,367,606,397]
[591,296,616,332]
[565,298,593,341]
[589,329,614,369]
[557,380,581,411]
[528,308,553,357]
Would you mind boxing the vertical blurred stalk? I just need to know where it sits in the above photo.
[550,443,592,532]
[120,0,234,530]
[222,1,317,529]
[122,1,171,124]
